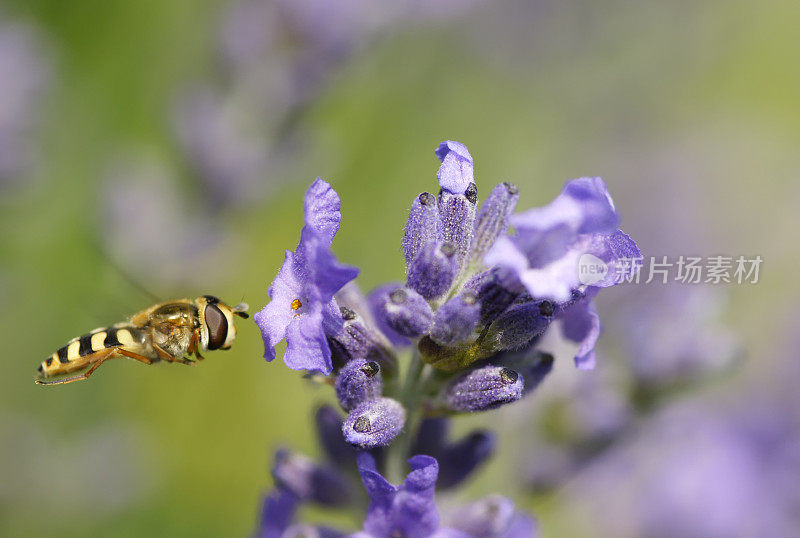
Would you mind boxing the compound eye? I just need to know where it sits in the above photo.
[204,304,228,350]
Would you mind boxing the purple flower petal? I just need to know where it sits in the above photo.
[253,250,302,362]
[560,299,601,370]
[358,452,442,537]
[284,303,333,374]
[303,178,341,243]
[435,140,474,195]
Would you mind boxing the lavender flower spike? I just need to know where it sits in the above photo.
[343,397,406,448]
[254,179,359,375]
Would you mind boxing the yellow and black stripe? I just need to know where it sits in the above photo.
[38,325,145,377]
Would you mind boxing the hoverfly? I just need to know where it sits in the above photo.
[36,295,248,385]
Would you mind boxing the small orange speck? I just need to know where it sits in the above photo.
[291,299,302,310]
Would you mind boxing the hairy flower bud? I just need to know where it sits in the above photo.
[377,286,434,339]
[334,359,383,411]
[482,300,555,353]
[407,241,458,299]
[327,306,396,372]
[464,268,522,325]
[402,192,440,268]
[343,397,406,448]
[471,182,519,267]
[438,188,477,275]
[272,449,352,507]
[444,365,524,412]
[430,291,481,346]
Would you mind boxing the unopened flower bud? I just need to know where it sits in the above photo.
[402,192,440,268]
[448,495,537,537]
[471,182,519,266]
[327,306,396,371]
[435,140,474,195]
[271,449,351,507]
[407,241,458,299]
[438,188,477,275]
[464,268,522,325]
[482,300,554,353]
[314,405,356,467]
[438,430,496,489]
[377,286,433,339]
[334,359,383,411]
[343,397,406,448]
[367,283,411,347]
[444,365,524,412]
[430,291,481,346]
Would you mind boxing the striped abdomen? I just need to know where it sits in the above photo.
[38,325,148,378]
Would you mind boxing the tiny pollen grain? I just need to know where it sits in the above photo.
[291,299,302,311]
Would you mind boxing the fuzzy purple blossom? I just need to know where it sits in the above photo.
[343,397,406,448]
[334,359,383,411]
[254,179,359,375]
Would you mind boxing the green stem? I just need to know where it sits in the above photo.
[387,349,426,483]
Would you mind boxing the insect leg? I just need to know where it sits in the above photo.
[35,349,115,385]
[116,348,154,365]
[153,342,195,366]
[188,329,205,361]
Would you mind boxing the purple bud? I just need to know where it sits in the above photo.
[327,306,396,372]
[438,188,477,275]
[435,140,474,195]
[407,242,458,299]
[377,286,434,339]
[430,291,481,346]
[464,268,522,325]
[367,283,411,347]
[402,192,440,267]
[334,359,383,411]
[519,352,554,396]
[314,405,357,467]
[448,495,539,538]
[438,430,496,490]
[445,365,524,412]
[471,182,519,266]
[483,300,555,353]
[343,397,406,448]
[271,449,352,507]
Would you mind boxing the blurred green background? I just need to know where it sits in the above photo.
[1,0,798,536]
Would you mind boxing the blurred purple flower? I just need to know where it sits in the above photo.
[446,494,539,538]
[0,17,51,186]
[567,401,800,538]
[254,179,359,374]
[101,154,236,288]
